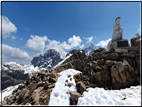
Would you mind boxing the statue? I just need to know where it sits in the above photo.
[108,17,129,51]
[112,17,123,42]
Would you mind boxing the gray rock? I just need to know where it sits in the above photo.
[115,48,128,53]
[76,82,86,94]
[70,91,81,101]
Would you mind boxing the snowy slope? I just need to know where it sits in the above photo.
[48,69,81,106]
[53,54,72,68]
[2,62,40,75]
[1,84,20,102]
[77,86,141,106]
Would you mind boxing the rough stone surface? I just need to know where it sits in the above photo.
[111,60,137,89]
[70,91,81,101]
[76,82,86,94]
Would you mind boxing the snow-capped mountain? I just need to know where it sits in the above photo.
[84,44,96,56]
[1,62,39,90]
[2,62,39,75]
[31,49,62,69]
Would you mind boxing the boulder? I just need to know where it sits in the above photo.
[131,35,141,48]
[76,82,86,94]
[70,91,81,102]
[111,60,137,89]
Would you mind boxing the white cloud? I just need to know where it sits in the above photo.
[46,40,67,58]
[2,44,32,65]
[46,35,84,57]
[95,38,111,48]
[25,35,84,58]
[2,16,17,38]
[80,44,84,48]
[68,35,82,48]
[25,35,48,55]
[11,36,16,40]
[86,36,93,43]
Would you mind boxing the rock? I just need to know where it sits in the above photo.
[68,74,71,78]
[105,60,116,67]
[131,35,141,48]
[18,84,25,90]
[32,87,44,105]
[68,83,73,87]
[48,84,55,89]
[115,48,128,53]
[36,82,43,88]
[111,60,137,89]
[70,91,81,102]
[50,73,58,79]
[76,82,86,94]
[23,89,30,99]
[93,70,111,87]
[49,77,57,83]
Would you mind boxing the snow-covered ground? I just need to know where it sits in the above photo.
[77,86,141,106]
[53,54,72,68]
[0,84,20,102]
[48,69,81,106]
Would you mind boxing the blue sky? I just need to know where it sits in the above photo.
[1,2,141,65]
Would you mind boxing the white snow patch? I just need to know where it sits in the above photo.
[1,84,20,102]
[77,85,141,106]
[48,69,81,106]
[53,54,72,68]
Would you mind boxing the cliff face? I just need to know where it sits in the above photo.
[2,35,141,105]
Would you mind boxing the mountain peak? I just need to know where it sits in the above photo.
[84,44,96,56]
[31,49,62,69]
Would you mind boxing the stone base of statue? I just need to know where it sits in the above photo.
[108,39,129,52]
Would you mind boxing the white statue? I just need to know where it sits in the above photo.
[112,17,123,42]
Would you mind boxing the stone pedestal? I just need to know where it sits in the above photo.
[108,39,129,51]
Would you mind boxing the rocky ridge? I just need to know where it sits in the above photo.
[2,35,141,105]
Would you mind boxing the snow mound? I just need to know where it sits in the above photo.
[77,85,141,106]
[1,84,20,102]
[48,69,81,106]
[53,54,72,68]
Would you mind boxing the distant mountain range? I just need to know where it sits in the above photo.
[1,62,39,90]
[84,44,96,56]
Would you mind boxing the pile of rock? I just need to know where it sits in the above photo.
[2,70,58,105]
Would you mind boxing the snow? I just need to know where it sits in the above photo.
[77,85,141,106]
[2,61,40,76]
[48,69,81,106]
[1,84,20,102]
[53,54,72,68]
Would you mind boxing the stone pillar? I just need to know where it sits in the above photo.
[112,17,123,42]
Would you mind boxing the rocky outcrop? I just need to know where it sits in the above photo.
[131,35,141,48]
[111,60,137,89]
[2,70,58,105]
[31,49,62,69]
[2,35,140,105]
